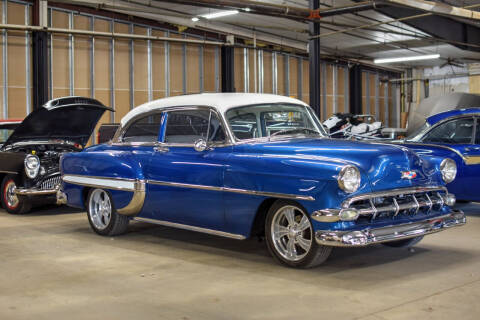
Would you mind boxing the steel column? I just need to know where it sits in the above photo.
[349,65,362,115]
[344,67,349,111]
[214,46,220,92]
[272,52,277,94]
[297,58,302,100]
[25,5,31,114]
[165,31,170,96]
[32,12,49,110]
[243,48,249,93]
[308,0,321,116]
[220,46,234,92]
[384,80,389,126]
[333,65,338,113]
[365,72,370,114]
[199,44,204,93]
[109,19,115,121]
[375,73,379,117]
[147,27,153,100]
[285,55,290,97]
[321,61,327,119]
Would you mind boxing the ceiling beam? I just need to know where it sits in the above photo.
[383,0,480,21]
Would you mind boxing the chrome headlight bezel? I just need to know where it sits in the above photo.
[24,154,40,179]
[440,158,457,184]
[338,165,361,193]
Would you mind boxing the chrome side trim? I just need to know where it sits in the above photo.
[62,174,139,192]
[315,210,466,247]
[465,155,480,165]
[133,217,246,240]
[62,174,146,216]
[0,170,18,174]
[146,179,315,201]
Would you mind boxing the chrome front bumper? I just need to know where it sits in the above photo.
[315,210,466,247]
[15,187,68,205]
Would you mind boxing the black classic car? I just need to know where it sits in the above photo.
[0,97,111,214]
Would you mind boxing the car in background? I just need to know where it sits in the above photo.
[0,119,22,148]
[0,97,112,214]
[96,123,120,144]
[60,93,465,268]
[399,108,480,202]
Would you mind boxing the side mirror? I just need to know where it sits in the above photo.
[194,138,208,152]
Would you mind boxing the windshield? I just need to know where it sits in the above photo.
[225,104,326,140]
[405,122,430,142]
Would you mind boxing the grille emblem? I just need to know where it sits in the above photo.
[401,171,417,180]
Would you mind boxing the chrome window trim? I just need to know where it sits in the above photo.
[114,105,236,146]
[147,179,315,201]
[133,217,246,240]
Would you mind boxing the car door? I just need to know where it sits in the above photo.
[143,107,230,231]
[421,116,476,199]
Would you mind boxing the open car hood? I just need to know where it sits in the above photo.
[3,97,113,148]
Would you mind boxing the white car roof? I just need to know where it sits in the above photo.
[120,93,308,126]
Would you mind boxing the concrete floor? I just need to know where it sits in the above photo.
[0,204,479,320]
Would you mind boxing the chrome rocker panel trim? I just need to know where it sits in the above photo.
[133,217,246,240]
[15,188,58,196]
[146,179,315,201]
[62,174,146,216]
[315,210,466,247]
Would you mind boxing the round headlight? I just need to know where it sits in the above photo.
[24,154,40,179]
[338,165,361,193]
[440,158,457,183]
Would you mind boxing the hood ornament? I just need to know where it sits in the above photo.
[401,171,417,180]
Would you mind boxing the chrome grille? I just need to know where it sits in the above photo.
[40,175,62,190]
[344,187,448,221]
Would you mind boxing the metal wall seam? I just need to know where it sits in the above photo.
[253,48,257,93]
[374,73,379,118]
[321,61,327,119]
[129,24,134,109]
[333,64,337,113]
[165,31,170,97]
[394,84,400,127]
[243,47,249,93]
[90,17,95,99]
[109,19,115,122]
[297,57,302,100]
[214,46,219,92]
[2,0,7,118]
[147,27,153,101]
[344,67,349,112]
[272,52,277,94]
[199,43,204,93]
[365,72,370,114]
[285,54,290,97]
[384,80,389,126]
[48,8,52,99]
[182,34,186,94]
[258,50,263,93]
[69,12,74,96]
[25,4,30,114]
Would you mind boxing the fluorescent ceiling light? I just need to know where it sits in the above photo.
[374,54,440,64]
[191,17,199,22]
[201,10,239,19]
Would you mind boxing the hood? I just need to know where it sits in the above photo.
[3,97,113,147]
[237,138,443,192]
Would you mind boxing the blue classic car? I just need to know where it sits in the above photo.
[400,108,480,202]
[60,93,465,268]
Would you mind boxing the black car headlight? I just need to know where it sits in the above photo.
[440,158,457,183]
[24,154,40,179]
[338,165,361,193]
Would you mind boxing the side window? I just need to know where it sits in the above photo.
[164,109,225,144]
[123,113,163,143]
[422,118,474,144]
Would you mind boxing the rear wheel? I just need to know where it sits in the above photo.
[1,175,31,214]
[265,200,332,268]
[382,236,424,248]
[87,188,129,236]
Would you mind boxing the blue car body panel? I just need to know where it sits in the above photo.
[399,108,480,201]
[61,135,449,238]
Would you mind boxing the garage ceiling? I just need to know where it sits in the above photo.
[53,0,480,68]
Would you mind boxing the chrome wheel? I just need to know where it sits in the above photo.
[271,205,313,262]
[88,189,112,230]
[4,180,19,209]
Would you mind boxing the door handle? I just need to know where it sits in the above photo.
[154,146,169,153]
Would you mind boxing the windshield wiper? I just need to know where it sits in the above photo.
[270,128,319,139]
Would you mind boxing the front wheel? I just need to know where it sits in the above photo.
[265,200,332,268]
[87,188,129,236]
[1,175,31,214]
[382,236,424,248]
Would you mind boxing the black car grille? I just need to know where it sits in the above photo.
[39,175,62,190]
[345,187,448,222]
